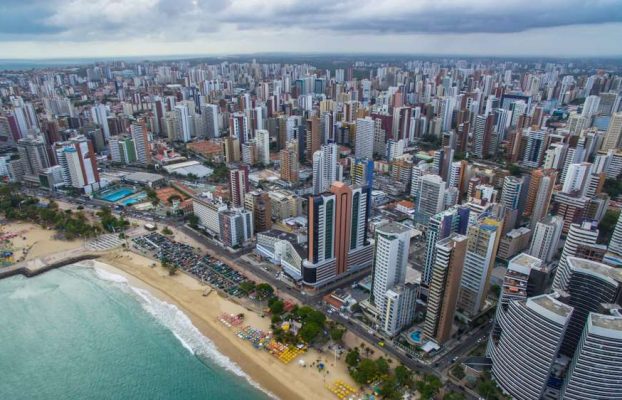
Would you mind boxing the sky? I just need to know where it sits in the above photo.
[1,0,622,59]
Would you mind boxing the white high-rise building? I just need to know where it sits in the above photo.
[608,212,622,257]
[372,222,411,314]
[561,312,622,400]
[552,221,599,290]
[202,104,219,138]
[602,112,622,150]
[131,123,151,165]
[416,174,446,221]
[501,176,523,210]
[255,129,270,166]
[528,216,563,263]
[312,143,338,195]
[91,104,110,139]
[490,294,573,400]
[562,162,591,194]
[581,95,601,119]
[355,117,374,160]
[174,104,192,142]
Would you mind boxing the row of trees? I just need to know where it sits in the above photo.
[0,185,130,240]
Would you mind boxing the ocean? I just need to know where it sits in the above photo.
[0,264,271,400]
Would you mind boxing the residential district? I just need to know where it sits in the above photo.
[1,55,622,399]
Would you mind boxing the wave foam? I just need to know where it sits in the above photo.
[94,267,128,284]
[88,263,276,399]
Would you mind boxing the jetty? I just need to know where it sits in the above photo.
[0,248,101,279]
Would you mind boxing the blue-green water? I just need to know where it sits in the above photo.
[0,264,271,400]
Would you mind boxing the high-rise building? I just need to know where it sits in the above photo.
[255,129,270,166]
[558,257,622,357]
[130,122,151,165]
[174,104,192,142]
[553,221,599,291]
[370,222,414,336]
[305,116,321,162]
[561,311,622,400]
[355,117,374,160]
[608,211,622,257]
[244,191,272,234]
[528,216,563,263]
[279,141,299,183]
[552,192,591,234]
[458,216,503,316]
[492,256,622,399]
[472,114,493,158]
[17,136,51,181]
[522,129,547,168]
[219,209,253,248]
[202,104,219,138]
[229,166,249,208]
[422,206,470,285]
[424,233,467,343]
[192,196,227,236]
[601,111,622,150]
[312,143,339,194]
[229,111,250,144]
[91,104,110,139]
[416,174,446,222]
[490,293,573,400]
[350,158,374,188]
[303,182,371,288]
[524,169,557,228]
[562,162,591,194]
[54,136,100,193]
[500,176,524,211]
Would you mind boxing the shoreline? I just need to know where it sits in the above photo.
[89,251,356,400]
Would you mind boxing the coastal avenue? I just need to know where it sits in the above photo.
[31,190,476,398]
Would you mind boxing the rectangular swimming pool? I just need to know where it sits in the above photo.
[121,192,147,206]
[100,188,135,202]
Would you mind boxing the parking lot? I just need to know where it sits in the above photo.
[132,232,251,297]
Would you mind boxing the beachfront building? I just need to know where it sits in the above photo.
[192,196,227,236]
[424,234,467,344]
[219,209,253,248]
[370,222,415,336]
[302,182,372,289]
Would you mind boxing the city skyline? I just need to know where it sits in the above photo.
[1,0,622,59]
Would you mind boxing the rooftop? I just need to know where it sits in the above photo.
[590,313,622,332]
[529,294,573,319]
[567,257,622,285]
[376,221,411,235]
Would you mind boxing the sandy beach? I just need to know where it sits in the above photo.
[95,250,357,400]
[0,222,83,262]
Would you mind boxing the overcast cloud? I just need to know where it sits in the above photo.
[1,0,621,58]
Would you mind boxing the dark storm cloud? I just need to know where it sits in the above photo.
[0,0,621,39]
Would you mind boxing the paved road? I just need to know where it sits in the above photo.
[32,189,478,398]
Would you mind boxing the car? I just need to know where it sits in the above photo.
[367,329,374,335]
[452,356,459,362]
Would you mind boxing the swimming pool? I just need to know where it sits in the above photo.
[100,188,135,202]
[121,193,147,206]
[409,330,423,344]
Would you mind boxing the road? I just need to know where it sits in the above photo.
[26,188,479,398]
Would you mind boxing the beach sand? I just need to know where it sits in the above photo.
[1,222,83,261]
[96,250,357,400]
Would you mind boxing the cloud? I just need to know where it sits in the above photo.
[1,0,621,41]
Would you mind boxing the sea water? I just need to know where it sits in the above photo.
[0,265,271,400]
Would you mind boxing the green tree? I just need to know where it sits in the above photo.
[415,375,442,400]
[345,349,360,368]
[329,325,346,342]
[443,392,465,400]
[268,299,285,315]
[603,178,622,198]
[187,214,199,228]
[299,321,321,343]
[507,163,521,176]
[239,281,256,295]
[394,365,413,388]
[451,365,466,380]
[352,358,379,385]
[599,209,620,243]
[375,357,390,376]
[256,283,275,300]
[379,375,400,400]
[162,226,173,235]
